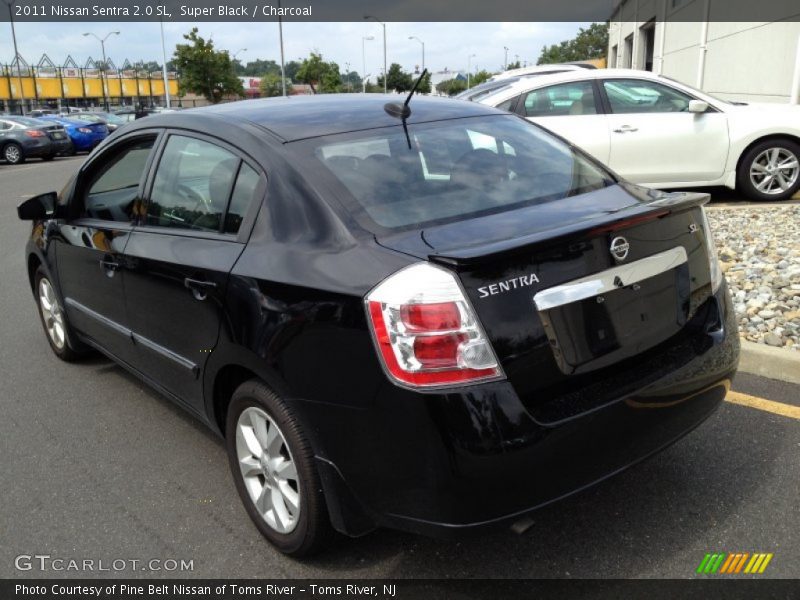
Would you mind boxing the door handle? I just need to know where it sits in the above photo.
[184,277,217,301]
[99,256,119,277]
[613,125,639,133]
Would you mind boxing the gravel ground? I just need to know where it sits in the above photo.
[707,205,800,351]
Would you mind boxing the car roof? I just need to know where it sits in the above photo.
[142,94,506,142]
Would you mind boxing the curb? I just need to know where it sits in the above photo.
[738,340,800,385]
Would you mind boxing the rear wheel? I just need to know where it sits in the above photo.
[34,267,84,361]
[225,380,333,557]
[737,139,800,201]
[3,142,24,165]
[41,154,55,161]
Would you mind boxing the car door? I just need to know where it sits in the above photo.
[514,80,611,164]
[122,132,264,408]
[600,78,730,184]
[54,133,160,365]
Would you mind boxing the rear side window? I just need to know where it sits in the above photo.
[521,81,598,117]
[81,137,156,222]
[307,115,614,231]
[225,164,259,234]
[147,135,239,232]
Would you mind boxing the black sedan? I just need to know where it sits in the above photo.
[0,115,72,164]
[17,95,739,556]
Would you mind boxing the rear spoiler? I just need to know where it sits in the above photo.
[430,192,710,267]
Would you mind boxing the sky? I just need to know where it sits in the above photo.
[0,21,591,81]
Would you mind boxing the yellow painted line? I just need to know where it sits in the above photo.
[758,554,774,573]
[719,553,736,574]
[726,392,800,421]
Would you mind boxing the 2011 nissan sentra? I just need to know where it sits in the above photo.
[17,93,739,556]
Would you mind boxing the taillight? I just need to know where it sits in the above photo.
[25,129,45,137]
[77,127,92,134]
[365,263,504,389]
[700,207,723,292]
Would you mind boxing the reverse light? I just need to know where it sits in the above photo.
[365,263,504,389]
[24,129,45,138]
[700,207,723,292]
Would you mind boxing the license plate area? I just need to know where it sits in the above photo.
[51,132,64,139]
[534,247,690,374]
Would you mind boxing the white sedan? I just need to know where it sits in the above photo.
[478,68,800,201]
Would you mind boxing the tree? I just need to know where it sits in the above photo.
[505,61,521,71]
[436,78,467,96]
[259,72,285,97]
[172,27,244,103]
[415,71,432,94]
[296,52,341,93]
[378,63,413,93]
[341,70,363,93]
[537,22,609,65]
[242,59,281,77]
[471,70,493,86]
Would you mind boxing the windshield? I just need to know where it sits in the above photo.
[300,115,615,232]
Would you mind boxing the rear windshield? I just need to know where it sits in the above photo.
[301,115,614,232]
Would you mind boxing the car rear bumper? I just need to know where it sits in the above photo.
[20,137,53,158]
[310,284,739,538]
[69,132,106,152]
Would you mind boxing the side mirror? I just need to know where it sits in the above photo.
[688,100,709,114]
[17,191,58,220]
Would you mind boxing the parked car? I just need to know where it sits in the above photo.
[479,68,800,201]
[113,108,158,123]
[0,115,72,164]
[17,95,739,556]
[69,111,128,133]
[38,116,108,153]
[456,64,592,103]
[28,109,57,117]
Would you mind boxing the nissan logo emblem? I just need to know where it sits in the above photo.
[610,236,630,261]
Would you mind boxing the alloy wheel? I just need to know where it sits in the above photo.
[235,407,300,534]
[749,147,800,195]
[39,278,66,350]
[4,144,21,164]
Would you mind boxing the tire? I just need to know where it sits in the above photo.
[3,142,24,165]
[737,138,800,201]
[41,154,55,162]
[33,267,85,361]
[225,380,333,557]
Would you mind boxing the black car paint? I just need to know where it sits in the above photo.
[22,95,739,538]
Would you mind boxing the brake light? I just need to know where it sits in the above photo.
[365,263,504,389]
[24,129,45,137]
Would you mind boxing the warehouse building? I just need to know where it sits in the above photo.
[608,0,800,103]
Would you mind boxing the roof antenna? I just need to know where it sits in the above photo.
[384,68,428,119]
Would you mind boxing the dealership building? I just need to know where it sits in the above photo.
[608,0,800,103]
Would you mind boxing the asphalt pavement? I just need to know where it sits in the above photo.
[0,157,798,579]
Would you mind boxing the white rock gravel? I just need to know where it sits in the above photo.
[706,205,800,352]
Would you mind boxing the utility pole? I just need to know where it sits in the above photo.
[504,46,509,70]
[4,0,26,114]
[278,0,286,96]
[160,19,171,108]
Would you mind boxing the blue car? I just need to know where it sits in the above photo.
[39,116,108,153]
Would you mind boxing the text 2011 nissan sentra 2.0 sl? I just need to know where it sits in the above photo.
[17,93,739,556]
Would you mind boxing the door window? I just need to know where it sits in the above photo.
[81,137,156,222]
[147,135,241,233]
[603,79,693,114]
[224,164,260,234]
[521,82,598,117]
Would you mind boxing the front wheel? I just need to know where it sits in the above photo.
[225,380,333,557]
[34,267,85,361]
[3,142,24,165]
[737,139,800,201]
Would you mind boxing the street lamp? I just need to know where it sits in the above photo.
[83,30,120,112]
[3,0,26,115]
[467,54,476,89]
[233,48,247,59]
[364,15,387,94]
[408,36,425,72]
[503,46,509,70]
[159,19,171,108]
[361,35,374,93]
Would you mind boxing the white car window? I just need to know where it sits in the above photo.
[521,81,598,117]
[603,79,693,114]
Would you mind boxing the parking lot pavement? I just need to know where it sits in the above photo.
[1,160,798,579]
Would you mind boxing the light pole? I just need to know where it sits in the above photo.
[278,0,286,96]
[503,46,509,70]
[233,48,247,59]
[467,53,476,89]
[364,15,387,94]
[159,19,171,108]
[83,30,120,112]
[408,36,425,72]
[361,35,374,93]
[4,0,26,114]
